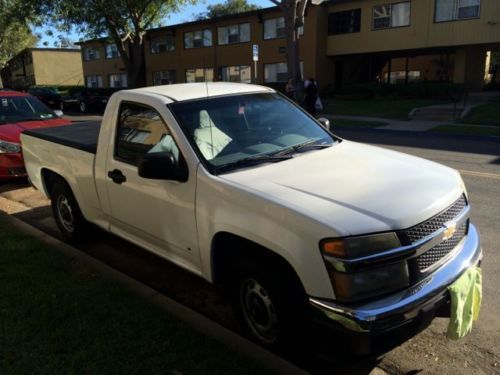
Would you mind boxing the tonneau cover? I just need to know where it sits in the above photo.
[22,121,101,154]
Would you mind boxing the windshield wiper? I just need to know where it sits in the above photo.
[214,154,293,174]
[275,139,332,156]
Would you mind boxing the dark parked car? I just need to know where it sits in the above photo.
[62,87,118,113]
[28,87,63,110]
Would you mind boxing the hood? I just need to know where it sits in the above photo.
[0,118,71,143]
[220,141,463,236]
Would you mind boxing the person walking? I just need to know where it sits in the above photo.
[285,78,295,100]
[304,78,318,117]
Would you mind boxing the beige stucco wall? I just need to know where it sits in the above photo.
[142,6,321,86]
[79,41,126,88]
[327,0,500,56]
[32,50,84,86]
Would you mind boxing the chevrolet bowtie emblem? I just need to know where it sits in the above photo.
[443,221,457,241]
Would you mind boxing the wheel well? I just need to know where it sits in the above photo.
[211,232,305,293]
[41,169,66,199]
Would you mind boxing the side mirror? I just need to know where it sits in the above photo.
[138,152,188,182]
[317,117,330,130]
[53,109,64,118]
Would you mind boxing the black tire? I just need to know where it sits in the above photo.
[51,180,89,242]
[79,101,87,113]
[229,257,312,361]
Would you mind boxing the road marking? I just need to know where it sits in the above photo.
[459,169,500,180]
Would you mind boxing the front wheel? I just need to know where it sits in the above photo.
[230,259,311,360]
[51,180,89,242]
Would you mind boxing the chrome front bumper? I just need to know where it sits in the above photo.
[310,224,482,336]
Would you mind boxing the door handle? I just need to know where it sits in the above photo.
[108,169,127,184]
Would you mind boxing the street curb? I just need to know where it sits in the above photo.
[0,210,309,375]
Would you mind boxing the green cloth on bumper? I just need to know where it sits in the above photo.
[447,266,482,340]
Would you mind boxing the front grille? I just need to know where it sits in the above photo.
[415,222,467,272]
[405,195,467,243]
[403,195,468,274]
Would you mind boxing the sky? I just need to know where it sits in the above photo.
[34,0,272,47]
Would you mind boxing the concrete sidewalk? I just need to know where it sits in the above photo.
[325,114,499,134]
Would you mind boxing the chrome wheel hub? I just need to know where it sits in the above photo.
[57,195,74,233]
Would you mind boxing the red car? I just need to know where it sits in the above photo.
[0,91,71,180]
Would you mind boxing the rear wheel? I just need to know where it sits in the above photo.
[51,180,89,242]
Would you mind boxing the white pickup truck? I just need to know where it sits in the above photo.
[21,83,482,358]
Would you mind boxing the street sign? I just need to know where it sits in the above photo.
[253,44,259,62]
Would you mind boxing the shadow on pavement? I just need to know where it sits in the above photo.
[0,178,30,194]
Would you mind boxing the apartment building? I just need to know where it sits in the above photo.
[77,6,327,89]
[78,0,500,90]
[328,0,500,89]
[1,48,84,89]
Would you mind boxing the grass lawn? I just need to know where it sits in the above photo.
[461,103,500,126]
[0,216,269,375]
[322,99,447,120]
[330,119,388,128]
[431,124,500,137]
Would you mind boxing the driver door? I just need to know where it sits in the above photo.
[104,101,199,273]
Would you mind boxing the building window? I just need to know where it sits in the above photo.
[185,68,214,83]
[83,47,101,61]
[109,73,128,88]
[264,62,304,83]
[184,29,212,49]
[151,35,175,53]
[435,0,480,22]
[105,44,120,59]
[264,17,303,39]
[383,70,421,83]
[328,9,361,35]
[373,2,411,30]
[86,75,103,88]
[217,23,250,45]
[218,66,251,83]
[153,70,176,85]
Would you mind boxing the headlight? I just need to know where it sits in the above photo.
[321,233,401,258]
[0,140,21,154]
[320,233,409,302]
[329,262,409,302]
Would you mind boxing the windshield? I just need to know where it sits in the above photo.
[169,93,337,173]
[0,95,57,124]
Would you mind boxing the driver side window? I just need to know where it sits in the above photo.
[115,102,180,165]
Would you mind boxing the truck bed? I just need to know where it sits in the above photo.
[22,121,101,154]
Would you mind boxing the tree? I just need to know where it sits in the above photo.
[196,0,260,20]
[0,22,37,69]
[38,0,194,88]
[0,1,38,69]
[268,0,323,101]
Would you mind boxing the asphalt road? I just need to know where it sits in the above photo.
[332,128,500,374]
[1,127,499,374]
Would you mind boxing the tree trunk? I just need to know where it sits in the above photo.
[127,38,146,88]
[283,1,304,103]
